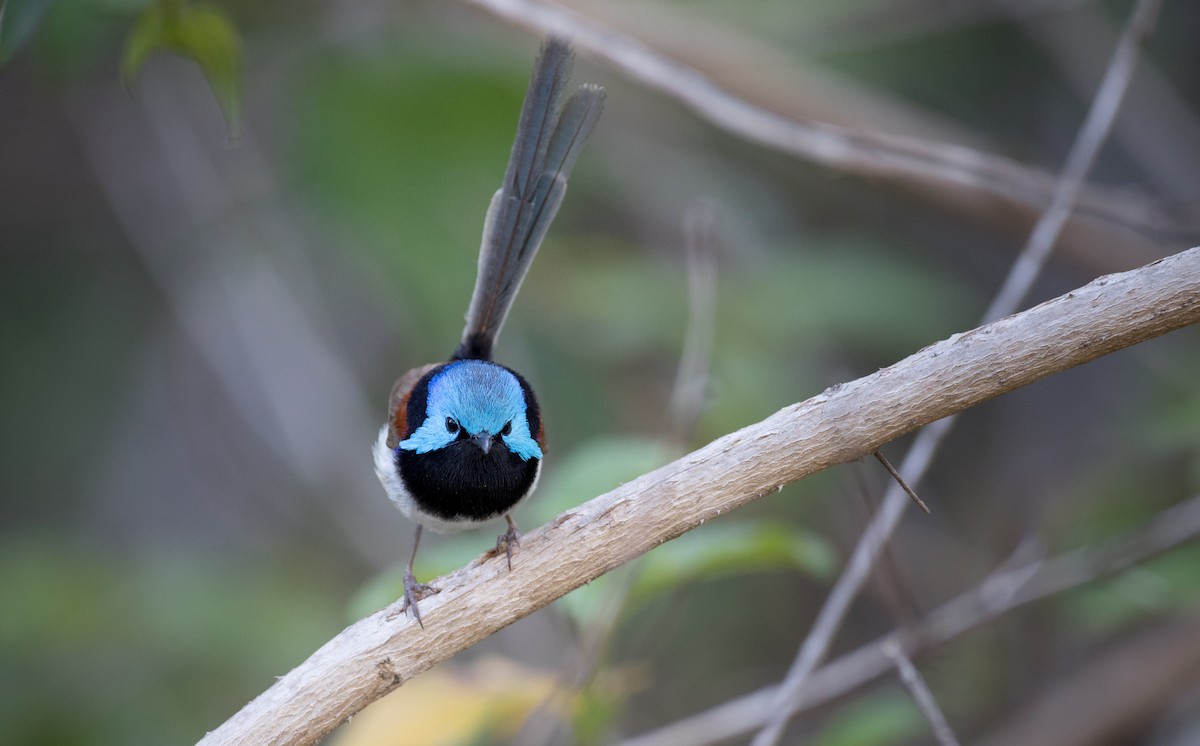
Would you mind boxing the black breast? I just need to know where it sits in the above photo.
[398,443,539,522]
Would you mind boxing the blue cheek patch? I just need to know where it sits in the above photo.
[398,421,455,455]
[399,361,542,461]
[503,431,543,461]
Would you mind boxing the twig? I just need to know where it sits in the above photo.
[872,450,929,514]
[458,0,1189,246]
[199,247,1200,745]
[620,491,1200,746]
[883,641,961,746]
[751,2,1161,742]
[667,199,720,448]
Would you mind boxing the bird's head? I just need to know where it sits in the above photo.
[398,360,542,462]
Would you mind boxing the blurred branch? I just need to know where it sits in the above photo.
[800,0,1094,55]
[459,0,1195,251]
[66,62,398,568]
[974,612,1200,746]
[1011,0,1200,196]
[882,641,961,746]
[622,491,1200,746]
[752,2,1159,741]
[666,199,719,448]
[199,247,1200,746]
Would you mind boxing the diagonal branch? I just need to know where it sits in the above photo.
[199,246,1200,746]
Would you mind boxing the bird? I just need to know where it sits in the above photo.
[373,38,604,625]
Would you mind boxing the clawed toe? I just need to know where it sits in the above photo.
[496,524,521,571]
[402,572,437,627]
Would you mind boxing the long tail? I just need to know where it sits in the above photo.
[454,37,605,361]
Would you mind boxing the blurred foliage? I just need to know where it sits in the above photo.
[2,0,240,127]
[0,535,344,744]
[120,0,242,132]
[292,39,578,364]
[0,0,53,64]
[628,521,836,603]
[2,1,1199,745]
[1066,549,1200,634]
[811,689,925,746]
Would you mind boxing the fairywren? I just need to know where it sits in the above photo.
[373,38,604,624]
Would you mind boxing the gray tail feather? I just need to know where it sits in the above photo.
[455,38,605,361]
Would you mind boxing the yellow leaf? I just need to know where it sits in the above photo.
[335,657,565,746]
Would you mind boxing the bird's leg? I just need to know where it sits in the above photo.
[496,514,521,570]
[402,524,436,627]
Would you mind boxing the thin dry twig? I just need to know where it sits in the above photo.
[872,450,929,514]
[751,3,1161,742]
[883,641,962,746]
[621,491,1200,746]
[199,247,1200,745]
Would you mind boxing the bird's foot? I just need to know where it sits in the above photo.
[495,523,521,570]
[401,570,437,627]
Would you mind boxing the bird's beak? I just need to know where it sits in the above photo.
[470,431,494,454]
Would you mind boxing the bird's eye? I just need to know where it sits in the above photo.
[500,421,513,437]
[445,417,460,434]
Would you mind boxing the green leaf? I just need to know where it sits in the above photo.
[632,521,837,600]
[0,0,53,64]
[555,521,836,626]
[533,436,673,520]
[120,0,242,133]
[814,690,924,746]
[1065,545,1200,635]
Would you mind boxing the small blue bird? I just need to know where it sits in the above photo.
[373,38,604,624]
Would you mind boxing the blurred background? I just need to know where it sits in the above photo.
[2,0,1200,744]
